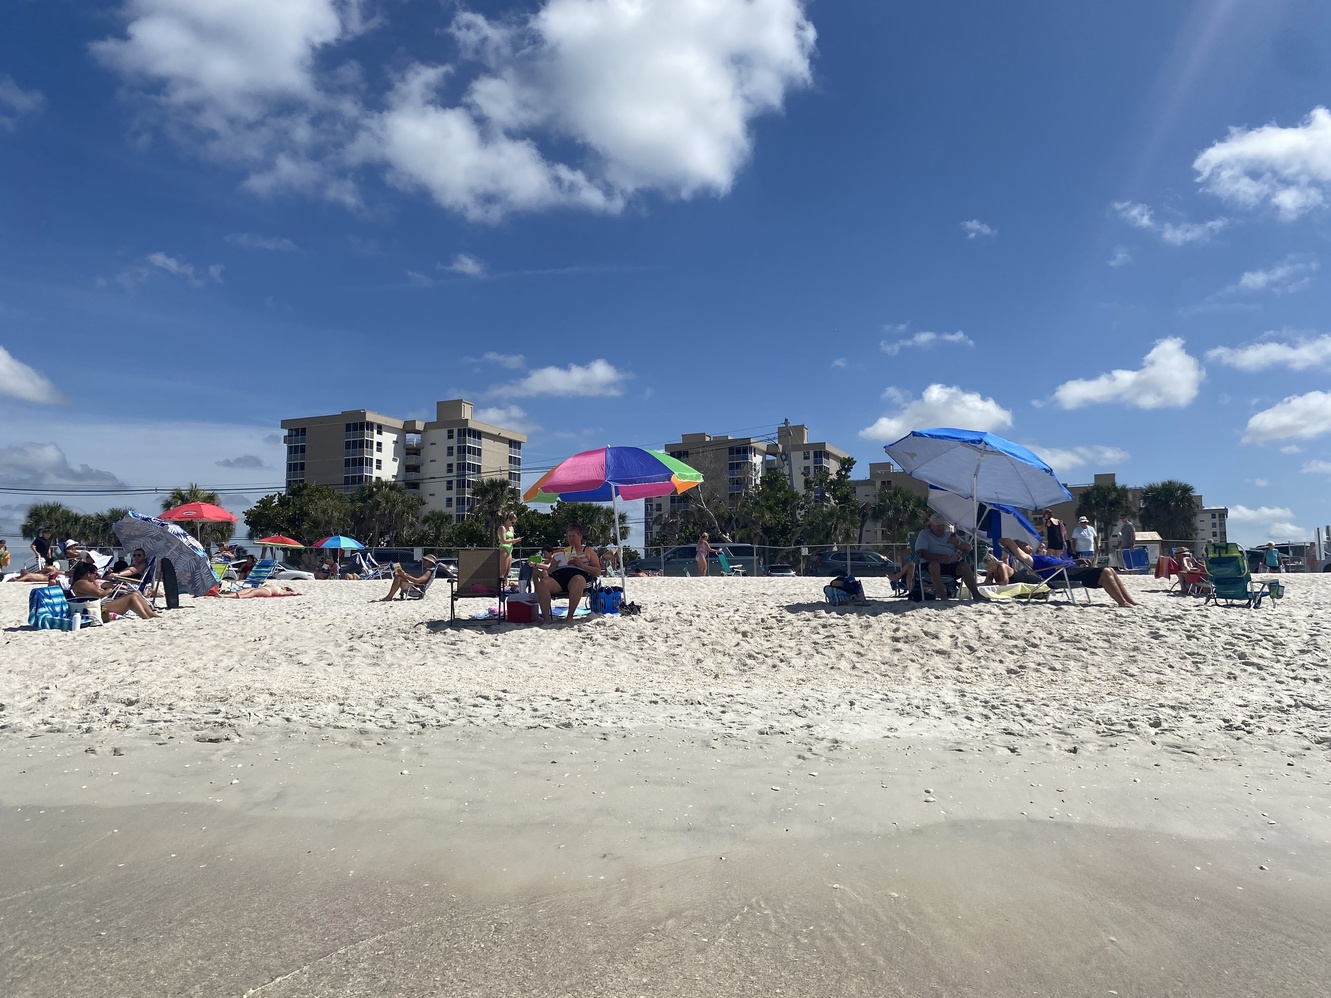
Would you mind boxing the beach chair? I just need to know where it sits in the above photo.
[1121,548,1150,574]
[28,585,77,631]
[1042,566,1092,605]
[1204,542,1267,609]
[449,549,507,626]
[716,549,743,577]
[356,552,393,581]
[396,564,438,601]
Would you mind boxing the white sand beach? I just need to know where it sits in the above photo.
[2,574,1330,996]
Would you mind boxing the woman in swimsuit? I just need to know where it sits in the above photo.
[68,562,160,619]
[497,512,521,583]
[695,533,718,577]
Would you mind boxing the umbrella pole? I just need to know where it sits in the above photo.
[612,487,627,599]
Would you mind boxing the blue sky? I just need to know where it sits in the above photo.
[3,0,1331,549]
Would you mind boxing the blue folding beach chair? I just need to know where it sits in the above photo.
[29,585,76,630]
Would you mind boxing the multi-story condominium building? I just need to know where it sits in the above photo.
[645,423,851,545]
[280,399,525,522]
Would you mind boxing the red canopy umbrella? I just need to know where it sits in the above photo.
[254,535,303,548]
[159,502,238,523]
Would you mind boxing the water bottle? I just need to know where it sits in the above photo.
[71,612,81,632]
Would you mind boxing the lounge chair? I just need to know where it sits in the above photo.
[356,552,393,581]
[1204,542,1267,608]
[449,549,507,626]
[1121,548,1150,574]
[396,563,438,601]
[219,558,277,593]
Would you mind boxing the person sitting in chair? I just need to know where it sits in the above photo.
[1000,538,1139,607]
[914,514,990,602]
[538,525,600,624]
[110,548,150,582]
[68,562,160,620]
[373,555,438,602]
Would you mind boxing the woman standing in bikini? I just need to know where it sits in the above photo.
[497,513,521,584]
[695,533,718,577]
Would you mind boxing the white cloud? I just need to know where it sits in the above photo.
[480,352,526,369]
[961,219,995,239]
[94,0,816,222]
[0,74,45,131]
[0,442,126,487]
[444,254,486,277]
[1221,255,1317,296]
[1280,444,1303,454]
[1228,504,1295,524]
[489,358,629,397]
[1194,106,1331,220]
[858,384,1012,442]
[880,330,973,356]
[830,357,847,369]
[147,251,224,286]
[1206,331,1331,371]
[225,232,296,251]
[1252,478,1269,487]
[1108,246,1132,268]
[1242,391,1331,442]
[1053,338,1203,410]
[405,270,435,287]
[473,404,538,434]
[0,346,64,404]
[1301,460,1331,474]
[1113,201,1228,245]
[1023,444,1130,473]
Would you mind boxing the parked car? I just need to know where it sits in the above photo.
[654,543,763,576]
[807,550,898,577]
[271,562,316,581]
[765,564,798,577]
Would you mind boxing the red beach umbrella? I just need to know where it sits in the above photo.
[255,535,304,548]
[159,501,238,523]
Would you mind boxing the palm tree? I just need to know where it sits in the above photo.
[1140,479,1199,549]
[160,483,234,549]
[1076,482,1134,548]
[868,484,928,545]
[21,502,82,543]
[352,480,423,547]
[467,477,522,542]
[415,509,455,548]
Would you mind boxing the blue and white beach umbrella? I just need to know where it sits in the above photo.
[113,510,218,597]
[926,488,1042,548]
[885,428,1073,510]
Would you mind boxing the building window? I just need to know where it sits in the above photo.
[446,498,453,507]
[375,459,382,470]
[803,451,810,460]
[375,441,382,452]
[446,481,453,491]
[446,463,453,473]
[447,429,454,439]
[446,446,453,457]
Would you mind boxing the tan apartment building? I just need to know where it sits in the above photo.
[645,423,851,545]
[280,399,525,522]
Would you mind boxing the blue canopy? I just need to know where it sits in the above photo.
[885,428,1073,509]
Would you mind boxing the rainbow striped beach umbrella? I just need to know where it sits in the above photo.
[523,447,703,504]
[524,447,704,595]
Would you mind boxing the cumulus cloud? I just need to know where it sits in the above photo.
[1113,201,1228,245]
[1108,246,1132,268]
[146,251,224,286]
[858,384,1012,442]
[215,454,268,469]
[1206,331,1331,371]
[473,404,538,434]
[1302,459,1331,474]
[0,74,45,131]
[1023,444,1130,473]
[0,443,127,488]
[225,232,296,251]
[880,330,973,356]
[1242,391,1331,442]
[93,0,817,221]
[1221,255,1317,296]
[0,346,64,404]
[1226,504,1307,543]
[489,358,629,397]
[1053,338,1203,410]
[1194,106,1331,220]
[961,219,995,239]
[444,254,486,277]
[1228,503,1296,523]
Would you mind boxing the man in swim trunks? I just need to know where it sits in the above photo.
[537,525,600,624]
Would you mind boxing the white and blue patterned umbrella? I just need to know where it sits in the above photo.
[113,510,218,597]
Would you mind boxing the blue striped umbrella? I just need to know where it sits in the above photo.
[113,510,217,597]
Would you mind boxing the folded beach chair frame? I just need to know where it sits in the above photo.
[357,552,393,581]
[449,549,508,626]
[1040,565,1092,605]
[1203,542,1268,609]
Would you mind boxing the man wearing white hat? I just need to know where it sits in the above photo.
[1071,517,1098,562]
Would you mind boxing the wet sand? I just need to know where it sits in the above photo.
[3,725,1329,997]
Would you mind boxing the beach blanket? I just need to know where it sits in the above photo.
[977,582,1050,601]
[470,604,592,620]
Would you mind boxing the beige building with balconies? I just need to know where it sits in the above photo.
[280,399,525,522]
